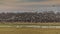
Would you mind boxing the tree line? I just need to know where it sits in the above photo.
[0,11,60,23]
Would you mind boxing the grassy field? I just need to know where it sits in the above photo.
[0,27,59,34]
[0,22,60,26]
[0,23,60,34]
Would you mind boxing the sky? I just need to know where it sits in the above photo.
[0,0,60,13]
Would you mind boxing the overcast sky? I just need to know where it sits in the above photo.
[0,0,60,12]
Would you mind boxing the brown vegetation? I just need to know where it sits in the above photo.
[0,27,60,34]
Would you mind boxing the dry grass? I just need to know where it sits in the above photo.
[1,22,60,26]
[0,22,60,34]
[0,27,60,34]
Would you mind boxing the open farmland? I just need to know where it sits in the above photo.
[1,22,60,26]
[0,23,59,34]
[0,27,60,34]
